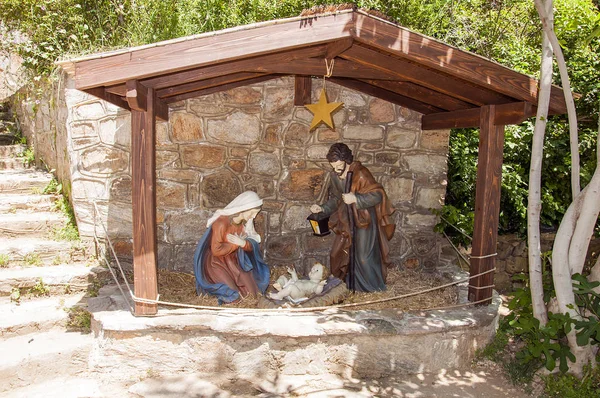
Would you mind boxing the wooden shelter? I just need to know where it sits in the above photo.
[58,9,567,316]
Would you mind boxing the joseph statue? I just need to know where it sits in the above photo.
[311,143,396,292]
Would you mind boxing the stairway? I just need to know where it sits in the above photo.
[0,141,117,396]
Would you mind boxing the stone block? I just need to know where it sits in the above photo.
[71,178,107,200]
[220,86,262,104]
[369,98,395,123]
[201,171,242,208]
[157,181,187,209]
[404,213,438,228]
[249,152,280,176]
[279,169,325,202]
[356,152,372,163]
[343,125,383,141]
[244,176,275,199]
[388,126,417,149]
[156,121,173,148]
[171,112,203,143]
[318,128,340,142]
[416,188,446,209]
[266,235,299,259]
[172,244,197,272]
[264,86,294,119]
[188,95,231,115]
[157,243,172,270]
[79,145,128,175]
[156,150,179,169]
[71,121,96,138]
[167,210,211,244]
[99,115,131,148]
[294,107,314,123]
[405,154,447,175]
[304,233,334,254]
[182,145,226,169]
[283,205,312,232]
[284,122,311,148]
[207,111,261,145]
[106,203,133,238]
[375,152,399,164]
[228,160,245,173]
[339,89,366,107]
[307,145,330,160]
[421,129,450,151]
[410,235,438,256]
[268,213,281,233]
[72,137,99,151]
[381,176,414,203]
[264,123,282,146]
[228,149,247,161]
[158,169,199,184]
[109,176,132,202]
[507,257,528,274]
[73,102,104,120]
[361,143,383,151]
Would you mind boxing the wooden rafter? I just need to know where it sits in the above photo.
[126,80,169,121]
[351,13,567,114]
[329,77,444,114]
[84,87,130,112]
[362,79,475,111]
[164,74,279,103]
[157,72,268,99]
[422,102,535,130]
[340,44,513,106]
[294,76,312,106]
[73,12,353,90]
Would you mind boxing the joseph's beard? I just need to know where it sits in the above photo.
[335,163,348,176]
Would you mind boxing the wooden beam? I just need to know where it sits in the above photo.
[340,44,513,107]
[352,13,567,114]
[421,102,535,130]
[131,86,158,316]
[246,58,400,80]
[325,37,354,59]
[157,72,267,99]
[164,74,279,103]
[329,78,443,114]
[363,79,474,111]
[74,12,353,89]
[84,87,130,111]
[469,105,504,305]
[126,80,169,121]
[294,76,312,106]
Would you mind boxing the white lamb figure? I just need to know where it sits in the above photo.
[269,263,327,301]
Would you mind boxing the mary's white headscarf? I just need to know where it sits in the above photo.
[206,191,263,242]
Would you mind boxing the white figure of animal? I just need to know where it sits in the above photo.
[269,263,327,301]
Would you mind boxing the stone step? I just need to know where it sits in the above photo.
[0,329,93,394]
[0,263,108,296]
[0,169,52,193]
[0,211,67,239]
[0,158,30,170]
[0,144,25,158]
[0,293,86,338]
[0,237,86,267]
[0,193,59,213]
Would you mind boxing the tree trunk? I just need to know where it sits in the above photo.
[534,0,580,198]
[528,0,553,326]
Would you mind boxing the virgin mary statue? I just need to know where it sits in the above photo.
[193,191,270,303]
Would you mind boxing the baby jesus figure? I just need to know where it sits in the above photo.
[269,263,327,301]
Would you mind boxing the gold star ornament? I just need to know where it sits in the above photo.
[305,88,343,131]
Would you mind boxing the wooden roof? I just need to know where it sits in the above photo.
[57,9,567,129]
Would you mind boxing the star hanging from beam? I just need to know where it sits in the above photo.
[305,88,344,131]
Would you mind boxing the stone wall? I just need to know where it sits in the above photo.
[14,74,450,275]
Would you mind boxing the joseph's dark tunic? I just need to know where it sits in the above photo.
[321,161,395,292]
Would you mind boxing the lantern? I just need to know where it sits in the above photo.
[307,212,331,236]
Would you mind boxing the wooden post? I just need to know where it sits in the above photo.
[294,76,311,106]
[130,86,158,316]
[469,105,505,305]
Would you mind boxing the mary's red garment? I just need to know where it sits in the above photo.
[202,215,260,297]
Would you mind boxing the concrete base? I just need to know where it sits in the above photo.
[89,267,500,382]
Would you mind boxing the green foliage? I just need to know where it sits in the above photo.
[571,273,600,348]
[23,252,43,266]
[18,147,35,168]
[43,178,80,241]
[29,278,50,296]
[544,365,600,398]
[66,306,92,333]
[0,254,10,268]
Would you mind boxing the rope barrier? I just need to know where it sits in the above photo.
[92,201,498,315]
[470,253,498,259]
